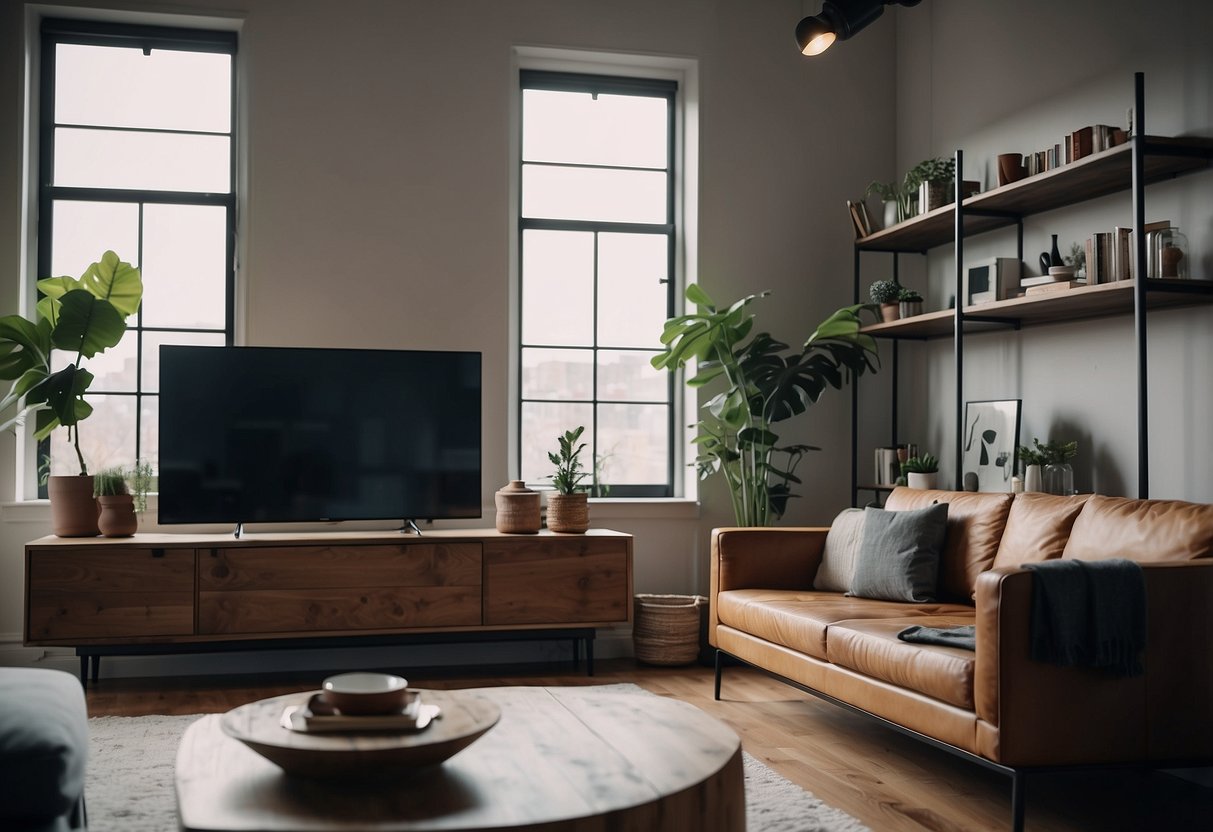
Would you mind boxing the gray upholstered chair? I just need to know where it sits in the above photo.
[0,668,88,832]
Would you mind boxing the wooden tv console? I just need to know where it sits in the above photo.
[24,528,632,685]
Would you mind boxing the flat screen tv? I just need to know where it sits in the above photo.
[158,345,481,527]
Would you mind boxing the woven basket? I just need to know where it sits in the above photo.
[633,594,707,666]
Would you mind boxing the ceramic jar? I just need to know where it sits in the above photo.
[97,494,138,537]
[494,480,541,534]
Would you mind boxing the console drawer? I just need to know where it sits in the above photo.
[199,543,482,590]
[484,537,629,625]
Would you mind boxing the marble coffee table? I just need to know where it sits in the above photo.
[175,685,744,831]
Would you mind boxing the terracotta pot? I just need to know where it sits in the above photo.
[97,494,138,537]
[547,492,589,534]
[48,475,99,537]
[880,303,900,323]
[494,480,541,534]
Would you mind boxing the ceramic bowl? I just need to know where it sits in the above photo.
[320,672,409,715]
[1048,265,1076,279]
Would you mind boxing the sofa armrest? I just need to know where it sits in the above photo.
[974,560,1213,766]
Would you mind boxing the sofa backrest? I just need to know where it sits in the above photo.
[992,492,1091,569]
[885,487,1012,601]
[1063,494,1213,562]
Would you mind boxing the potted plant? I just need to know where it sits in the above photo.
[652,284,879,526]
[901,453,939,490]
[898,287,924,318]
[546,425,590,533]
[94,466,137,537]
[1018,438,1078,496]
[869,279,902,322]
[0,250,143,536]
[908,156,956,213]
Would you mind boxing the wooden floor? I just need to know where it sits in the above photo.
[85,658,1213,831]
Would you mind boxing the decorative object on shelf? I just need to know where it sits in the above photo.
[494,479,541,534]
[94,466,137,538]
[996,152,1027,186]
[869,279,902,321]
[846,199,873,239]
[1038,234,1064,273]
[653,284,878,526]
[909,157,956,214]
[874,446,906,486]
[545,426,590,533]
[901,453,939,490]
[1153,227,1190,279]
[964,257,1020,305]
[0,250,143,536]
[632,594,706,666]
[47,475,98,538]
[1065,242,1086,279]
[1018,438,1078,496]
[897,287,923,318]
[865,180,914,226]
[795,0,924,57]
[1023,464,1042,493]
[962,400,1021,493]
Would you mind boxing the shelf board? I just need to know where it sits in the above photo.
[856,136,1213,253]
[861,279,1213,340]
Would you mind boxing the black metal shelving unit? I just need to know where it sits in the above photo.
[850,73,1213,505]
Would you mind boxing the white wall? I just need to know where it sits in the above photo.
[0,0,896,673]
[883,0,1213,501]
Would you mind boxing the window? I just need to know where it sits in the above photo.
[37,19,236,489]
[518,70,677,497]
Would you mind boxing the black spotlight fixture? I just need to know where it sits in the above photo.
[796,0,922,56]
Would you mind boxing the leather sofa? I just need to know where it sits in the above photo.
[709,488,1213,829]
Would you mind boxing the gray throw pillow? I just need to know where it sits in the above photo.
[847,502,949,603]
[813,508,866,592]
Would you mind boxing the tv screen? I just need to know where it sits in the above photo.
[158,345,481,525]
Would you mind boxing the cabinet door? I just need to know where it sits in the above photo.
[484,537,630,626]
[198,543,483,635]
[26,548,195,642]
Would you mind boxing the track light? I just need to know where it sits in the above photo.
[796,0,922,57]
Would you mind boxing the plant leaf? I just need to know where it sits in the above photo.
[50,290,127,358]
[80,250,143,316]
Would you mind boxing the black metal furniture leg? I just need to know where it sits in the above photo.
[585,638,594,676]
[78,654,88,689]
[91,655,100,683]
[1011,769,1026,832]
[714,649,723,700]
[572,638,581,670]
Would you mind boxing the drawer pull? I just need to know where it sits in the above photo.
[152,548,165,558]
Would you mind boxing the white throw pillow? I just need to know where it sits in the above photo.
[813,508,866,592]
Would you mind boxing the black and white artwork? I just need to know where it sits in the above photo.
[962,399,1021,492]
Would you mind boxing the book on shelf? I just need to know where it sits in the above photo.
[1026,280,1086,295]
[846,199,871,239]
[1021,274,1071,287]
[1113,226,1133,281]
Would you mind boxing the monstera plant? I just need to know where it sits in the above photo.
[652,284,879,526]
[0,250,143,476]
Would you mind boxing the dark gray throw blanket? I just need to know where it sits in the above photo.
[1024,558,1146,677]
[897,624,976,650]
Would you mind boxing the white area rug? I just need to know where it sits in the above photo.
[87,689,868,832]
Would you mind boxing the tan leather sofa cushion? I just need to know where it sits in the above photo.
[1063,494,1213,562]
[826,615,977,710]
[716,589,972,660]
[884,487,1013,601]
[992,492,1091,569]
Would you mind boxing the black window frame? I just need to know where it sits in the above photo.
[36,17,237,495]
[517,69,678,498]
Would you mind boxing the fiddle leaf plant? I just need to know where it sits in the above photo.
[652,284,879,526]
[0,251,143,475]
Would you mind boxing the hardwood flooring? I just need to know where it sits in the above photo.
[85,658,1212,831]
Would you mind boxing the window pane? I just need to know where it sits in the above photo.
[48,394,137,476]
[597,403,669,486]
[51,201,139,279]
[598,350,666,403]
[142,204,228,328]
[522,229,593,345]
[55,44,230,133]
[139,397,159,472]
[520,401,593,486]
[143,331,227,394]
[598,233,668,348]
[522,165,666,224]
[54,127,230,192]
[522,89,667,168]
[522,347,593,400]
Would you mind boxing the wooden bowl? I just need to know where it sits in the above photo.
[320,672,409,715]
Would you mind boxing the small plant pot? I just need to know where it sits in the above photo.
[907,472,937,490]
[880,303,900,323]
[97,494,138,537]
[494,480,541,534]
[899,300,923,318]
[547,492,588,534]
[48,475,99,537]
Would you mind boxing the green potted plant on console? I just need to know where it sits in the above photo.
[546,425,590,533]
[0,250,143,536]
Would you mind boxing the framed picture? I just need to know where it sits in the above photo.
[964,257,1020,305]
[962,399,1021,492]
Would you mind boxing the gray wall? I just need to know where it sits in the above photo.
[0,0,896,669]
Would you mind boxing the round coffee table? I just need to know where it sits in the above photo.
[176,685,744,831]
